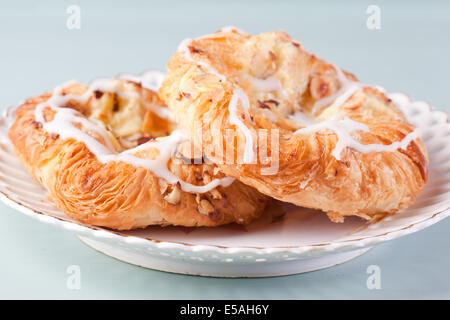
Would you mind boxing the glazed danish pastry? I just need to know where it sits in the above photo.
[160,28,428,222]
[8,76,267,230]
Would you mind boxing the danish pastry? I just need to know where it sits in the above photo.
[8,75,268,230]
[159,27,428,222]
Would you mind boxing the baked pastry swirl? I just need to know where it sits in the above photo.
[8,76,267,230]
[160,27,428,222]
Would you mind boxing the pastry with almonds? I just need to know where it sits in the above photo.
[8,76,267,230]
[160,27,428,222]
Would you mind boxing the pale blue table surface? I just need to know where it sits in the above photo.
[0,0,449,299]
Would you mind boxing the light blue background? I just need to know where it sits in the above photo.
[0,0,449,299]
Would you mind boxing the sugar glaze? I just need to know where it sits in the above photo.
[34,79,234,193]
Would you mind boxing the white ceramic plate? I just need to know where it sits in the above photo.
[1,92,449,277]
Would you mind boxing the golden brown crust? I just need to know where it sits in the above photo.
[9,79,267,230]
[160,29,428,221]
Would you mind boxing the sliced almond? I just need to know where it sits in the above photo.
[210,188,222,200]
[197,199,215,216]
[163,185,181,205]
[250,50,277,79]
[309,74,339,101]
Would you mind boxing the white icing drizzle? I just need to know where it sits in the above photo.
[34,80,116,151]
[297,61,420,160]
[228,87,255,163]
[120,70,165,91]
[311,64,364,115]
[34,79,234,193]
[250,76,289,100]
[250,77,281,91]
[119,71,175,121]
[288,111,316,126]
[143,100,176,122]
[177,28,256,163]
[295,117,419,161]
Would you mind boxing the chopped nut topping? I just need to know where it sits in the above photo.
[164,185,181,205]
[264,99,279,106]
[198,199,215,215]
[250,50,277,79]
[137,136,154,145]
[93,90,104,99]
[30,120,43,129]
[191,46,205,54]
[202,171,212,184]
[309,74,338,100]
[258,101,270,109]
[258,99,279,109]
[210,188,222,200]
